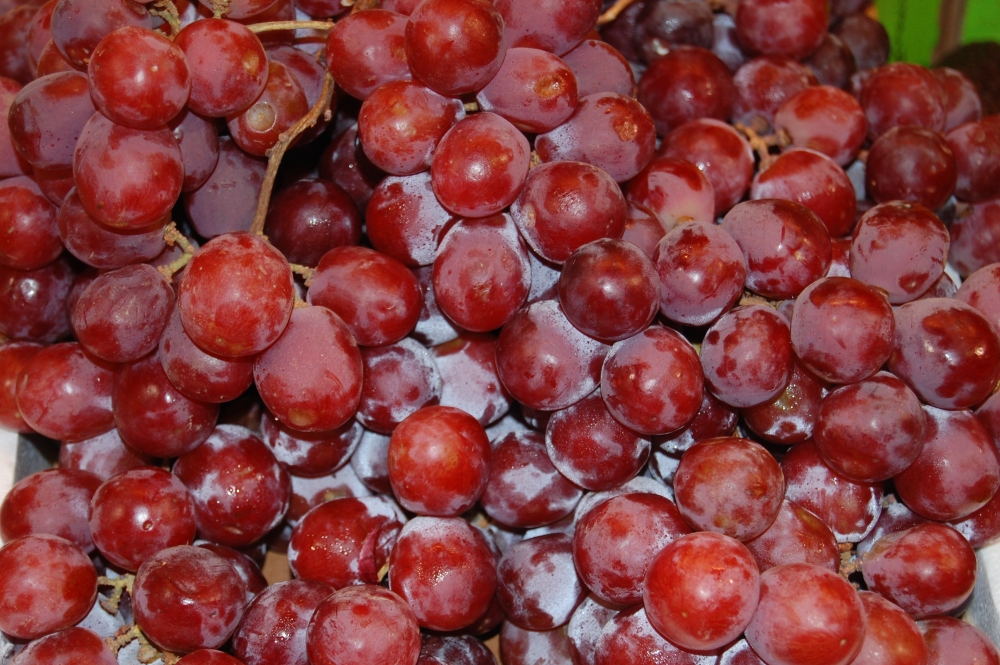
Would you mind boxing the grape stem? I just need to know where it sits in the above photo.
[289,263,316,285]
[148,0,181,38]
[247,20,335,33]
[105,623,181,664]
[211,0,230,18]
[597,0,637,25]
[157,222,197,281]
[97,573,135,614]
[250,71,337,237]
[735,123,781,171]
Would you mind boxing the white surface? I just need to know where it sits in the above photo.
[0,427,16,500]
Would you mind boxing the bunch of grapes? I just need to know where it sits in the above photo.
[1,0,1000,663]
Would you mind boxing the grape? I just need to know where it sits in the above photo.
[789,277,895,384]
[773,85,867,166]
[183,163,261,250]
[627,156,716,227]
[888,297,1000,410]
[594,604,718,665]
[287,495,404,589]
[494,0,601,56]
[832,14,888,73]
[637,46,736,136]
[231,579,332,665]
[388,516,497,632]
[935,66,983,130]
[16,341,114,442]
[861,522,976,619]
[0,4,34,84]
[0,534,98,640]
[88,466,197,571]
[113,354,219,458]
[132,545,246,653]
[405,0,506,96]
[948,198,1000,278]
[673,437,784,541]
[749,149,857,237]
[495,299,608,412]
[254,305,363,433]
[72,263,173,363]
[87,26,190,129]
[49,0,152,68]
[8,71,95,170]
[357,80,465,177]
[946,119,1000,203]
[387,405,491,516]
[781,441,882,543]
[9,627,117,665]
[307,245,422,347]
[0,340,42,432]
[173,424,291,548]
[732,56,817,128]
[535,92,657,183]
[721,199,832,300]
[496,533,586,631]
[545,391,651,491]
[700,305,793,409]
[365,172,456,268]
[601,325,703,435]
[634,0,714,62]
[561,39,634,99]
[735,0,828,60]
[174,18,268,118]
[174,650,247,665]
[744,498,839,573]
[306,585,421,665]
[178,231,295,358]
[318,124,385,211]
[0,176,59,271]
[480,430,583,529]
[0,468,101,553]
[653,221,746,327]
[893,406,1000,522]
[802,33,856,90]
[660,118,755,213]
[813,372,926,483]
[741,358,825,445]
[860,61,947,138]
[227,60,309,158]
[73,112,184,230]
[418,635,498,665]
[655,389,739,455]
[851,591,928,665]
[431,112,531,218]
[865,125,957,210]
[260,410,361,478]
[432,331,511,426]
[357,338,441,433]
[58,427,154,480]
[325,9,410,101]
[500,621,576,665]
[476,47,578,134]
[574,492,690,606]
[744,563,865,665]
[57,189,166,270]
[644,531,760,651]
[433,213,531,332]
[158,306,256,405]
[558,238,660,342]
[510,160,627,264]
[921,617,1000,665]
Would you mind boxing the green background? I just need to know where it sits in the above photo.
[874,0,1000,65]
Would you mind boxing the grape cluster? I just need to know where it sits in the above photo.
[1,0,1000,663]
